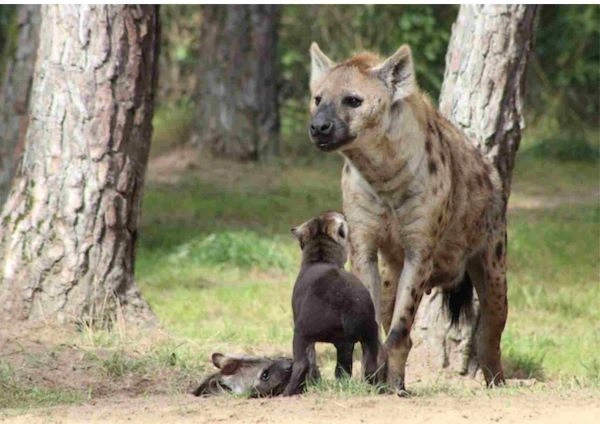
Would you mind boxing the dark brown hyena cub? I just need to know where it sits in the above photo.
[192,352,293,397]
[282,211,383,396]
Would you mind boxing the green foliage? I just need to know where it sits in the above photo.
[528,5,600,126]
[0,5,17,82]
[520,135,600,162]
[157,5,202,103]
[151,101,195,156]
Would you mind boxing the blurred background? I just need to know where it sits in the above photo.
[0,4,598,404]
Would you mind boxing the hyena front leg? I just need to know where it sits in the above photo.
[466,228,507,387]
[384,251,433,395]
[349,229,382,327]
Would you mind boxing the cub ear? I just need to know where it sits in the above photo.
[290,225,302,240]
[212,353,242,375]
[211,353,225,369]
[290,219,312,241]
[310,42,335,87]
[372,44,416,102]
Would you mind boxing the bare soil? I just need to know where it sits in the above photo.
[2,390,599,424]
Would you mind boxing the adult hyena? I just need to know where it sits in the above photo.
[307,43,508,394]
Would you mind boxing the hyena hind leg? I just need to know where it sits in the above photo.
[466,241,507,387]
[379,250,403,334]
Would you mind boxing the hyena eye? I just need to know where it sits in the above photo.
[343,96,363,108]
[314,96,322,106]
[338,226,346,239]
[260,370,270,381]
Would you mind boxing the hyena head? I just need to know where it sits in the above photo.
[308,42,419,152]
[291,211,349,266]
[192,353,293,397]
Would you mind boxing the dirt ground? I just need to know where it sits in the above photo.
[2,390,599,424]
[1,325,599,424]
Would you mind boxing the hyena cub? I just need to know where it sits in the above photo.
[283,211,382,396]
[192,352,293,397]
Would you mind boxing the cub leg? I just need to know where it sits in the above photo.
[283,334,313,396]
[334,342,354,379]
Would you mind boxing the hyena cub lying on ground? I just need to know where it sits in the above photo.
[283,211,383,396]
[192,352,294,397]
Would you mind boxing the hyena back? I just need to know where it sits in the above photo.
[307,42,507,393]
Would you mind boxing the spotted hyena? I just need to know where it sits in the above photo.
[307,42,508,394]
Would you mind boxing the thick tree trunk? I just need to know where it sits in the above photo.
[413,5,539,375]
[197,5,280,161]
[0,5,40,206]
[0,5,160,326]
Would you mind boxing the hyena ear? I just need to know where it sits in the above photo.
[212,353,226,369]
[212,353,242,375]
[291,219,312,241]
[310,42,335,86]
[372,44,416,102]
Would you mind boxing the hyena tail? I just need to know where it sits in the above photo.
[443,272,474,327]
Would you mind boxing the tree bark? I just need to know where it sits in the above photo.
[412,5,539,375]
[196,5,281,161]
[0,5,160,326]
[0,5,40,207]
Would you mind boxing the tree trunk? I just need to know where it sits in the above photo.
[196,5,280,161]
[0,5,40,206]
[0,5,160,326]
[412,5,539,375]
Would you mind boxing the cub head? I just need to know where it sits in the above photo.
[308,42,418,152]
[192,353,293,398]
[291,211,349,265]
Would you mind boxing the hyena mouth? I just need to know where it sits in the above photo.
[314,134,356,152]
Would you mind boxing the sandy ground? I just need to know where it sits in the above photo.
[2,390,599,424]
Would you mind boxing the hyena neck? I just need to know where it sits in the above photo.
[342,97,428,193]
[301,237,346,268]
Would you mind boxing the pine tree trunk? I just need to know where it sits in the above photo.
[196,5,281,161]
[0,5,40,206]
[412,5,539,375]
[0,5,160,326]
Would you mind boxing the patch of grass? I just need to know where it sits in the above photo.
[0,363,82,409]
[305,377,384,397]
[502,332,546,380]
[505,203,599,382]
[90,351,148,378]
[511,156,599,198]
[169,231,293,270]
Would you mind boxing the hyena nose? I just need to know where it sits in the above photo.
[310,121,333,137]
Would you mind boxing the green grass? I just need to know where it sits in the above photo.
[133,148,600,390]
[0,363,82,409]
